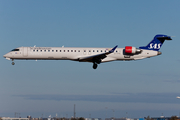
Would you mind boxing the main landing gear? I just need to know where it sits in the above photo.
[92,59,101,69]
[93,63,98,69]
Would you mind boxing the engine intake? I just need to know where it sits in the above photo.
[125,46,142,54]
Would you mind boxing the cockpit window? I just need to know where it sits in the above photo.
[11,49,19,51]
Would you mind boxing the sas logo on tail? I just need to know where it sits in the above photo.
[149,43,161,49]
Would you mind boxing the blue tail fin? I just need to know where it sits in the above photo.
[139,34,172,51]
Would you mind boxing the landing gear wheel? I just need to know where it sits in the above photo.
[93,63,98,69]
[12,62,15,65]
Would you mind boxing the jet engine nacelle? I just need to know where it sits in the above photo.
[125,46,142,54]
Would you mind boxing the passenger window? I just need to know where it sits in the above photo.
[67,50,69,52]
[74,50,76,52]
[84,50,86,52]
[97,50,98,52]
[64,50,65,52]
[52,50,54,52]
[78,50,80,52]
[37,50,38,52]
[48,50,50,52]
[60,50,61,52]
[56,50,58,52]
[71,50,73,52]
[89,50,91,52]
[101,50,102,52]
[33,50,35,52]
[44,50,46,52]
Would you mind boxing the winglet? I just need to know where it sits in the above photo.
[109,45,118,53]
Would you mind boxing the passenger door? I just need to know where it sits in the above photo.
[23,47,28,57]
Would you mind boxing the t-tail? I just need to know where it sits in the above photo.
[139,34,172,51]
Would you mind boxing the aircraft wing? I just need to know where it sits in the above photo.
[78,45,118,63]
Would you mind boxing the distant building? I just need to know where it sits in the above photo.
[42,118,71,120]
[105,118,132,120]
[85,118,102,120]
[2,117,29,120]
[151,117,171,120]
[139,118,144,120]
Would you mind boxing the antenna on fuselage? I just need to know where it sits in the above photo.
[34,45,36,47]
[62,45,64,48]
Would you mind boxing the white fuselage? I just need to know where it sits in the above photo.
[3,46,159,63]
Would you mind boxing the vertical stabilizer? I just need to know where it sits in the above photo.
[139,34,172,51]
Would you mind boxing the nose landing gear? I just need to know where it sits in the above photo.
[11,59,15,65]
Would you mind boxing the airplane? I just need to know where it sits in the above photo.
[3,34,172,69]
[176,96,180,99]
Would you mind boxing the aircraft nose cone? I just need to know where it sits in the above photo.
[3,54,8,58]
[3,53,11,58]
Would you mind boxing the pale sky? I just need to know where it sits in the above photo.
[1,0,180,119]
